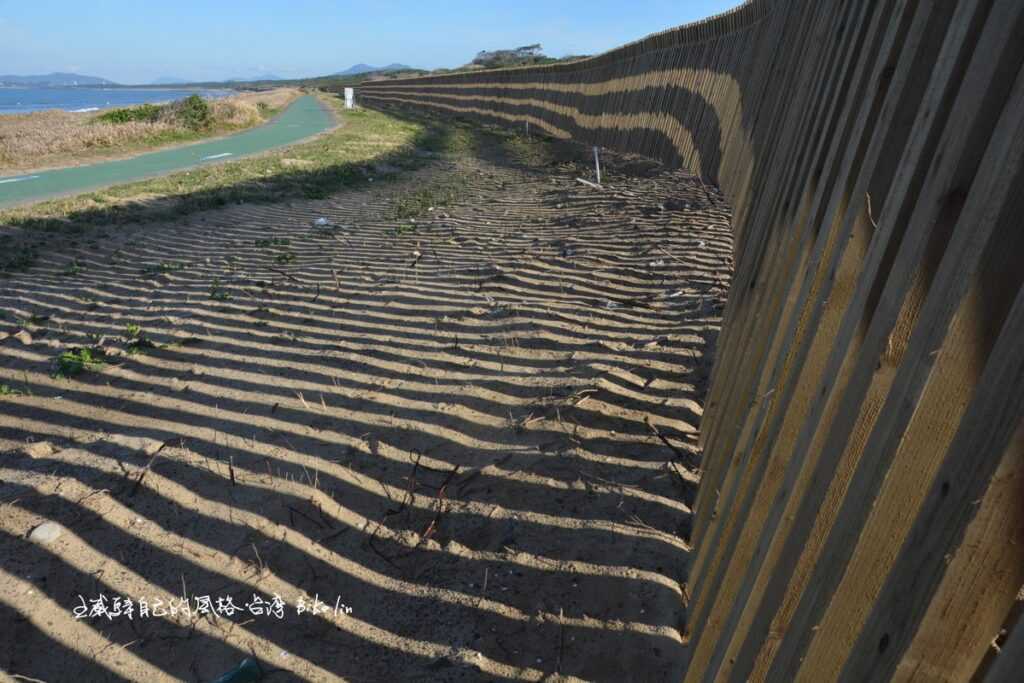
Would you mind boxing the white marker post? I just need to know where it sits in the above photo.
[344,88,355,109]
[593,146,602,185]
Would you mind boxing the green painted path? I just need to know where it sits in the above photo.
[0,95,334,208]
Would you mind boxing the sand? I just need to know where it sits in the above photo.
[0,131,732,681]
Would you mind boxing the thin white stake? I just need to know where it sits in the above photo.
[593,146,602,185]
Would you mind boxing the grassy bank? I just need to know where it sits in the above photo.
[0,88,301,173]
[0,94,477,275]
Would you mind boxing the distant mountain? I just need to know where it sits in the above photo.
[335,63,414,76]
[0,72,118,87]
[152,76,188,85]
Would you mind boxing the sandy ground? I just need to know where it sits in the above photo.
[0,127,732,681]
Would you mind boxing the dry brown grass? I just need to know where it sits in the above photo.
[0,88,302,173]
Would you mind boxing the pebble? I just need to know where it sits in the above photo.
[28,521,63,545]
[102,433,164,456]
[23,441,56,459]
[13,330,32,345]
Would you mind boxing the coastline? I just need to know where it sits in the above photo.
[0,92,342,213]
[0,86,236,116]
[0,88,300,175]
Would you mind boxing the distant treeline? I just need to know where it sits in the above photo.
[138,45,588,93]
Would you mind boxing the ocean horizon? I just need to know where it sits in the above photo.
[0,86,233,115]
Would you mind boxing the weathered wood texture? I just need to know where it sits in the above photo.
[358,1,1024,680]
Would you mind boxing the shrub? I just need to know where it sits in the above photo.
[158,95,213,131]
[97,103,162,124]
[95,96,210,130]
[178,95,213,130]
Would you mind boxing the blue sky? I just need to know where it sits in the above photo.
[0,1,741,84]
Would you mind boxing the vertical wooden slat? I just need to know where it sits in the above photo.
[353,2,1024,680]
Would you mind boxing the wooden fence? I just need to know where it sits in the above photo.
[358,1,1024,680]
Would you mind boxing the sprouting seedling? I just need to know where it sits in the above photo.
[61,259,82,276]
[210,278,232,301]
[53,347,106,379]
[123,324,156,355]
[18,314,49,327]
[256,238,290,248]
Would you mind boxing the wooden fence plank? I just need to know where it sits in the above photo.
[354,2,1024,679]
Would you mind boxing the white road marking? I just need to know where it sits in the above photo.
[201,153,233,161]
[0,175,41,185]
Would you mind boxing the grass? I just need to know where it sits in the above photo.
[0,88,301,173]
[0,94,464,276]
[391,179,463,220]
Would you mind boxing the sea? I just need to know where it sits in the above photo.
[0,87,233,115]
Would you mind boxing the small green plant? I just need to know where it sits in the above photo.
[53,347,106,378]
[255,237,290,248]
[209,278,232,301]
[141,260,185,276]
[123,324,156,355]
[391,180,462,220]
[60,259,82,276]
[18,313,48,327]
[0,384,21,397]
[275,251,296,264]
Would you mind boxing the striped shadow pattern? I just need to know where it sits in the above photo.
[357,1,1024,681]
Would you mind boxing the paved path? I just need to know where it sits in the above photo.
[0,95,334,208]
